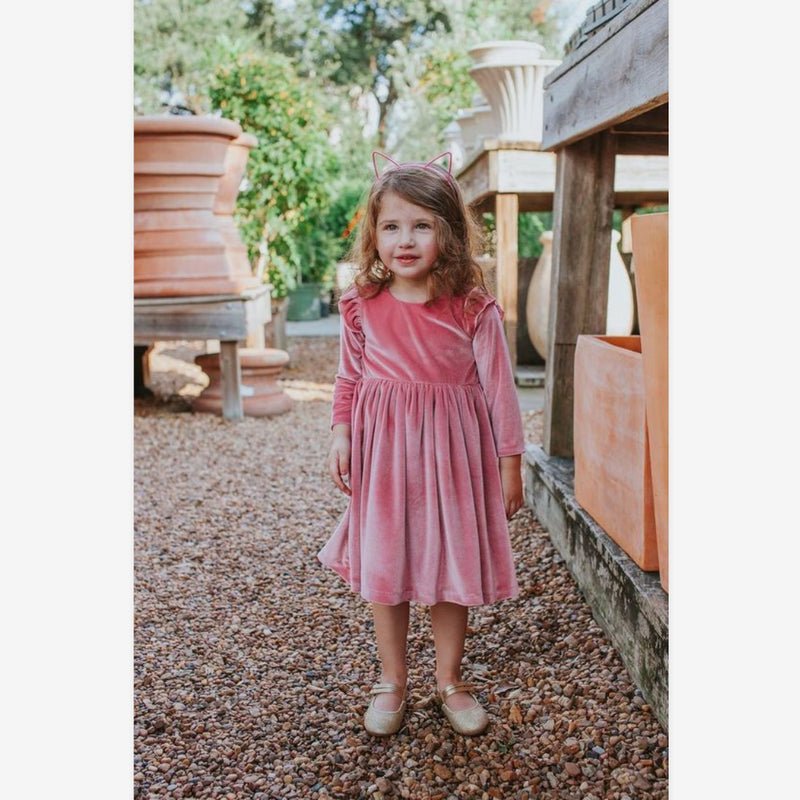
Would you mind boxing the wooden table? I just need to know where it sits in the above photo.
[134,286,271,420]
[540,0,668,457]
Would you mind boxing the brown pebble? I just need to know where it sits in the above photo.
[433,764,452,780]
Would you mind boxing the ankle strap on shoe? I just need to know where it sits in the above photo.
[439,681,476,701]
[370,683,404,696]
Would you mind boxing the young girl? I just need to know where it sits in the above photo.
[318,152,525,737]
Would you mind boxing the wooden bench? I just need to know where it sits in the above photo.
[134,286,271,420]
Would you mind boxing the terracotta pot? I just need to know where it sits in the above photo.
[526,229,634,360]
[134,115,260,297]
[193,348,292,417]
[630,213,669,592]
[574,335,659,572]
[214,132,260,284]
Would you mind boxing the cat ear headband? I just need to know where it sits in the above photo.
[372,151,456,185]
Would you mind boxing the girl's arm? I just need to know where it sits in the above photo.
[331,292,364,428]
[329,291,364,495]
[472,302,526,518]
[499,454,524,520]
[328,423,352,496]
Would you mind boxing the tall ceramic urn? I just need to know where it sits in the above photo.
[134,115,261,297]
[526,229,635,360]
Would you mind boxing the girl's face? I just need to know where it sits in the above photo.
[376,191,439,291]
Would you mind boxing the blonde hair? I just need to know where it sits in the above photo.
[349,164,487,303]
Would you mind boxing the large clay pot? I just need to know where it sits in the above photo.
[630,213,668,592]
[574,335,659,572]
[193,348,292,417]
[467,40,560,146]
[134,115,260,297]
[213,132,261,285]
[526,229,635,360]
[526,231,553,360]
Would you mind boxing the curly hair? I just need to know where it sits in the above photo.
[348,163,487,304]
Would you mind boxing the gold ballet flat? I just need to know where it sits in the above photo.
[438,681,489,736]
[364,683,406,736]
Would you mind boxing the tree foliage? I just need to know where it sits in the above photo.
[134,0,256,114]
[208,47,340,297]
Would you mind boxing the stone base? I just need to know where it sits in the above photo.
[193,348,292,417]
[525,444,668,730]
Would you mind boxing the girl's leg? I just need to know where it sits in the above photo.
[371,601,410,711]
[429,602,475,712]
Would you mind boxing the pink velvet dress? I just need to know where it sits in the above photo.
[318,285,525,606]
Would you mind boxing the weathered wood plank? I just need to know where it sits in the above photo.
[542,0,668,150]
[544,132,617,457]
[219,341,243,421]
[496,150,555,194]
[614,133,668,156]
[133,286,268,306]
[546,0,663,86]
[460,147,667,209]
[496,193,519,372]
[134,302,252,341]
[613,103,668,133]
[457,149,495,208]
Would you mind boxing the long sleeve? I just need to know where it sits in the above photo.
[330,289,364,428]
[472,300,525,457]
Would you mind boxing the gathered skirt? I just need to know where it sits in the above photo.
[318,376,519,606]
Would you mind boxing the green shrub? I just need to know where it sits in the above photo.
[209,48,339,298]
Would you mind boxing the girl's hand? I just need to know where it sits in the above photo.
[499,455,524,519]
[328,424,352,496]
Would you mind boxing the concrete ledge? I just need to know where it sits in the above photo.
[525,444,668,730]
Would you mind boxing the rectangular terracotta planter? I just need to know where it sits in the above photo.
[574,335,659,572]
[630,213,669,592]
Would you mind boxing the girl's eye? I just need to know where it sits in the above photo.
[417,223,432,230]
[383,224,397,231]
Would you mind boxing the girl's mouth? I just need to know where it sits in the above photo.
[396,255,419,263]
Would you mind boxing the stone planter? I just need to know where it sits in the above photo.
[193,348,292,417]
[134,115,260,297]
[630,213,669,592]
[526,229,634,360]
[467,40,560,146]
[455,103,494,157]
[574,335,659,572]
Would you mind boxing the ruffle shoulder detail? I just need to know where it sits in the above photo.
[337,286,363,334]
[462,288,504,337]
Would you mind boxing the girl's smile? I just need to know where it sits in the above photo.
[376,192,439,293]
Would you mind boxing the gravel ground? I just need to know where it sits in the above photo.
[134,336,667,800]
